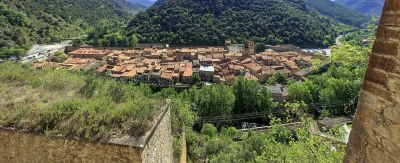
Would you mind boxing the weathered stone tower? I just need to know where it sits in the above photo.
[245,41,255,56]
[344,0,400,162]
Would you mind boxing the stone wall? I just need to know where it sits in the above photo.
[142,105,173,163]
[0,129,142,163]
[344,0,400,162]
[0,105,173,163]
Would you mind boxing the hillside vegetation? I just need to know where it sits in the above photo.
[304,0,369,26]
[0,62,162,142]
[126,0,366,47]
[0,0,139,58]
[334,0,384,16]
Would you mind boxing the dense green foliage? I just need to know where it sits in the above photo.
[0,0,141,58]
[86,20,140,47]
[178,77,277,119]
[126,0,352,46]
[188,84,235,117]
[304,0,370,26]
[114,0,147,14]
[0,59,352,161]
[288,31,372,117]
[185,120,345,162]
[233,77,276,114]
[0,62,162,141]
[334,0,384,16]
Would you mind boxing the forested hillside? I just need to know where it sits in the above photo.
[126,0,365,47]
[304,0,369,26]
[334,0,384,16]
[114,0,147,14]
[0,0,140,58]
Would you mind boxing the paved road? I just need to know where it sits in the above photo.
[20,40,72,63]
[27,40,72,55]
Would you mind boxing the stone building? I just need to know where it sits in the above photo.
[344,0,400,162]
[244,41,255,56]
[0,103,173,163]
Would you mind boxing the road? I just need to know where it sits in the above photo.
[27,40,72,55]
[20,40,73,63]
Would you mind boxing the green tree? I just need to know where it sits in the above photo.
[79,75,98,98]
[201,123,217,139]
[106,80,127,103]
[233,77,276,114]
[256,43,267,53]
[193,84,235,117]
[130,34,139,47]
[192,73,201,85]
[288,82,313,103]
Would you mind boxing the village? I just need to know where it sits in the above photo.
[33,41,322,99]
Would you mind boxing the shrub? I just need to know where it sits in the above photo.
[201,124,217,139]
[0,62,32,84]
[79,75,98,98]
[40,68,84,91]
[106,80,127,103]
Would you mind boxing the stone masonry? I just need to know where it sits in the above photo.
[142,103,174,162]
[0,103,173,163]
[344,0,400,162]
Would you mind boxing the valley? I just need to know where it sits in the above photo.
[0,0,380,162]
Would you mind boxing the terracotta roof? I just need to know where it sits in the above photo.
[183,68,193,77]
[212,53,224,59]
[137,67,146,74]
[63,58,90,64]
[172,73,179,77]
[244,63,262,72]
[241,58,252,64]
[161,72,173,79]
[121,70,137,78]
[111,73,122,78]
[245,73,259,81]
[96,65,108,73]
[69,48,110,56]
[262,67,277,75]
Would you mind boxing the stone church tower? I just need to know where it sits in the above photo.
[344,0,400,162]
[244,41,255,56]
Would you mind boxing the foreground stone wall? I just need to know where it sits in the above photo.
[142,105,173,163]
[344,0,400,162]
[0,105,173,163]
[0,129,142,163]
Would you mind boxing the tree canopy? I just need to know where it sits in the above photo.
[126,0,349,46]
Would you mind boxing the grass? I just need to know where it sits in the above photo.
[0,62,162,142]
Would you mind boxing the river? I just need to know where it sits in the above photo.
[301,35,343,57]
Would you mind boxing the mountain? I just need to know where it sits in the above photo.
[304,0,369,26]
[114,0,148,14]
[333,0,384,16]
[153,0,167,6]
[125,0,155,7]
[126,0,366,47]
[0,0,141,58]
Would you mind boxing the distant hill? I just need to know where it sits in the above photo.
[0,0,141,58]
[153,0,166,6]
[333,0,384,16]
[125,0,155,7]
[304,0,370,26]
[126,0,367,47]
[114,0,148,14]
